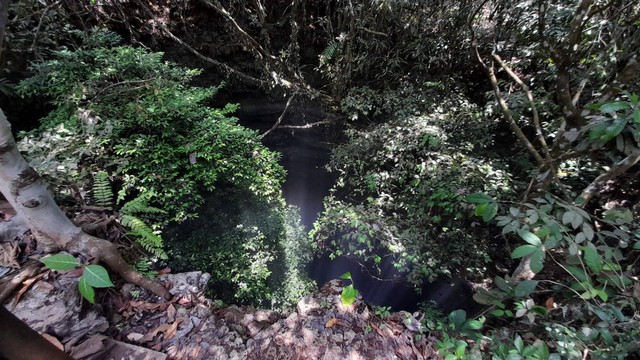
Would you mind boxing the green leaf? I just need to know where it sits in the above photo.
[494,276,512,293]
[511,245,538,258]
[448,309,467,330]
[78,276,96,303]
[599,101,630,113]
[466,193,493,204]
[565,265,589,282]
[82,265,114,288]
[582,246,603,274]
[339,272,352,280]
[514,280,538,298]
[474,203,488,217]
[514,335,524,353]
[530,250,544,273]
[40,254,80,271]
[517,229,541,246]
[582,224,595,241]
[595,289,608,302]
[633,109,640,124]
[483,202,498,222]
[340,284,358,306]
[464,319,483,330]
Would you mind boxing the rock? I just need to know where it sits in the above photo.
[8,274,108,342]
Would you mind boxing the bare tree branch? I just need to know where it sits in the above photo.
[261,93,297,139]
[578,147,640,206]
[492,54,552,163]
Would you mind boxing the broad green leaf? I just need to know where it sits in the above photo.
[633,109,640,124]
[78,276,96,304]
[514,280,538,298]
[634,241,640,250]
[473,289,503,305]
[474,203,488,217]
[41,254,80,271]
[517,229,541,246]
[582,224,595,241]
[464,319,483,330]
[514,335,524,353]
[581,246,603,274]
[466,193,493,204]
[483,202,498,222]
[339,272,352,280]
[530,250,544,273]
[82,265,114,288]
[340,284,358,306]
[512,245,538,258]
[599,101,629,113]
[595,289,608,302]
[601,119,627,142]
[565,265,589,282]
[494,276,512,293]
[448,309,467,330]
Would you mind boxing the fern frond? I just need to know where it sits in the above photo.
[134,257,158,279]
[120,214,168,259]
[120,191,166,216]
[321,40,340,64]
[92,171,113,206]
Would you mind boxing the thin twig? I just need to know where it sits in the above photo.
[260,93,297,139]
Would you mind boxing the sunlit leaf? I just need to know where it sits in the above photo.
[340,284,358,306]
[41,253,80,271]
[517,229,541,246]
[78,276,96,304]
[82,265,114,288]
[339,272,352,280]
[483,202,498,222]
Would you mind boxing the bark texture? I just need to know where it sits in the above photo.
[0,109,169,299]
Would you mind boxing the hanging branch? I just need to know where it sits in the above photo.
[474,47,545,165]
[261,93,297,139]
[491,54,552,163]
[133,0,265,88]
[578,147,640,207]
[201,0,276,61]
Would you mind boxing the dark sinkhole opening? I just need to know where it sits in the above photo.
[166,98,480,314]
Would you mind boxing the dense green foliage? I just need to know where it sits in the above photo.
[2,0,640,358]
[17,30,284,223]
[312,91,513,283]
[165,188,315,307]
[14,29,313,308]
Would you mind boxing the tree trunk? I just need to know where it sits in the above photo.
[0,109,169,299]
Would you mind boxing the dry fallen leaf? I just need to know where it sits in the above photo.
[166,304,176,323]
[126,332,145,342]
[140,323,171,343]
[545,297,555,310]
[325,317,339,328]
[41,333,64,351]
[164,318,185,340]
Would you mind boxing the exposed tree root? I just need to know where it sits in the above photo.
[0,110,169,300]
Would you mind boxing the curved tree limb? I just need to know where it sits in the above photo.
[0,109,169,300]
[578,147,640,207]
[492,54,552,163]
